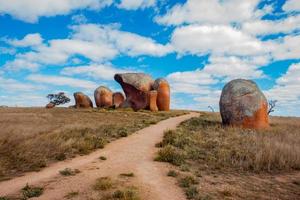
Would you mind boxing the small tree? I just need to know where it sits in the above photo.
[268,100,277,115]
[208,106,215,112]
[47,92,70,106]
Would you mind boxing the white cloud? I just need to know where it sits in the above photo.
[117,0,156,10]
[265,63,300,116]
[71,14,88,24]
[4,24,171,71]
[72,24,173,56]
[61,64,132,80]
[4,59,40,71]
[6,33,43,47]
[0,76,44,92]
[0,47,16,55]
[202,55,268,79]
[156,0,260,25]
[27,74,98,89]
[283,0,300,12]
[171,25,266,56]
[271,34,300,60]
[243,15,300,36]
[0,0,112,23]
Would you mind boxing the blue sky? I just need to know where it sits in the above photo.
[0,0,299,116]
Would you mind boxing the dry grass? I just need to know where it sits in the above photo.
[0,107,187,180]
[156,112,300,199]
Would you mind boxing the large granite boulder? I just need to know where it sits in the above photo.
[46,103,55,109]
[219,79,269,129]
[148,90,158,112]
[113,92,125,108]
[153,78,170,111]
[94,86,113,108]
[114,73,154,111]
[74,92,93,108]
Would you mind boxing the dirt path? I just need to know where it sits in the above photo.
[0,112,198,200]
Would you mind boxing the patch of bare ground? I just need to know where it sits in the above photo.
[0,107,187,180]
[155,112,300,200]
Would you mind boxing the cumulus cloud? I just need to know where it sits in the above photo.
[72,24,173,56]
[27,74,98,89]
[156,0,260,25]
[265,63,300,116]
[243,15,300,36]
[6,33,43,47]
[4,24,170,71]
[271,34,300,60]
[117,0,156,10]
[282,0,300,12]
[0,76,44,92]
[202,55,269,80]
[61,64,132,80]
[171,25,267,56]
[0,0,112,23]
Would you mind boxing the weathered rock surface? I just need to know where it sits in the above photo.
[148,90,158,112]
[94,86,113,108]
[112,92,125,108]
[153,78,170,111]
[74,92,93,108]
[114,73,154,111]
[219,79,269,129]
[46,103,55,109]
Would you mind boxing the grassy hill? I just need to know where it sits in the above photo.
[0,108,187,181]
[155,112,300,200]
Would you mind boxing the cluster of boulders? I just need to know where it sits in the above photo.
[45,70,270,129]
[219,79,269,129]
[69,73,170,111]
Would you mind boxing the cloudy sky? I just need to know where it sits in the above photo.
[0,0,299,116]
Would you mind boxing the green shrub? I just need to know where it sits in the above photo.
[179,176,199,188]
[185,186,199,199]
[167,170,178,177]
[21,184,43,199]
[59,168,80,176]
[112,187,140,200]
[155,145,185,166]
[93,177,113,191]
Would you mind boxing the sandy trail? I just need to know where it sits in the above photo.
[0,112,198,200]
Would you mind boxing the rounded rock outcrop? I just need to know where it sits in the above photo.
[113,92,125,108]
[219,79,269,129]
[74,92,93,108]
[94,86,113,108]
[114,73,154,111]
[46,103,55,109]
[153,78,170,111]
[148,90,158,112]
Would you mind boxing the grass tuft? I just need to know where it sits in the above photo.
[112,187,140,200]
[99,156,107,160]
[155,145,185,166]
[59,168,80,176]
[93,177,113,191]
[119,173,134,177]
[21,184,43,199]
[167,170,178,177]
[179,176,199,188]
[64,191,79,199]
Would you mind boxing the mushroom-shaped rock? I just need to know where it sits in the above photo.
[46,103,55,109]
[153,78,170,111]
[114,73,154,111]
[219,79,269,129]
[94,86,113,108]
[74,92,93,108]
[113,92,125,108]
[148,90,158,112]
